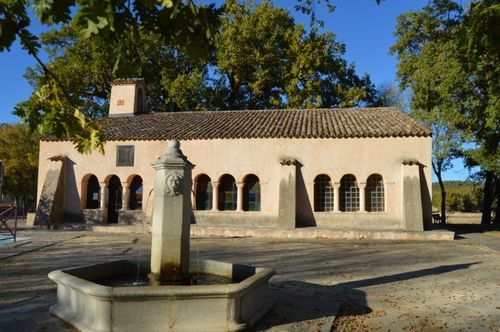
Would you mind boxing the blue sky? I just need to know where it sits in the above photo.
[0,0,471,181]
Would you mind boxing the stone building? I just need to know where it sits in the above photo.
[35,79,432,231]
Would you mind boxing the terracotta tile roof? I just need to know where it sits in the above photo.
[42,108,431,142]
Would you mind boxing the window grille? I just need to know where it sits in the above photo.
[218,175,237,211]
[314,175,334,212]
[366,174,384,212]
[243,175,261,211]
[340,174,359,212]
[195,175,213,211]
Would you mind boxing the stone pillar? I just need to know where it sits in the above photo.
[359,182,366,212]
[150,139,194,282]
[212,182,219,211]
[121,182,130,210]
[401,160,424,231]
[278,158,297,229]
[100,182,108,221]
[236,182,244,212]
[191,180,197,210]
[333,183,340,212]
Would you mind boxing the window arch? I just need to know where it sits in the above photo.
[129,175,143,210]
[85,175,100,209]
[366,174,384,212]
[195,174,213,211]
[243,174,260,211]
[218,174,237,211]
[340,174,359,212]
[314,174,334,212]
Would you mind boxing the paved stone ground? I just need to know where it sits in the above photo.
[0,226,499,331]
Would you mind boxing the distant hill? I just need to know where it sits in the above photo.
[432,181,483,212]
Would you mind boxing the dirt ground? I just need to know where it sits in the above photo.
[0,224,499,331]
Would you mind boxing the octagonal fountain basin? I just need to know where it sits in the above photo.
[48,259,275,332]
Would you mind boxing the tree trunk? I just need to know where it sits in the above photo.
[437,173,447,225]
[433,161,446,224]
[494,175,499,224]
[481,170,494,225]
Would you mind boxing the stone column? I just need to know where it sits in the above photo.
[99,183,108,208]
[150,139,194,282]
[212,182,219,211]
[359,182,366,212]
[236,182,244,212]
[121,182,130,210]
[333,183,340,212]
[191,180,197,210]
[401,160,424,231]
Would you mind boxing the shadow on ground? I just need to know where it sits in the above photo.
[257,262,479,330]
[429,223,500,239]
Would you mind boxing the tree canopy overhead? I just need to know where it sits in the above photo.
[1,0,221,153]
[15,0,377,151]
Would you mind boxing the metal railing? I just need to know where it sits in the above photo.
[0,205,18,243]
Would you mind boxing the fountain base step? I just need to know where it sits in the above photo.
[48,259,274,332]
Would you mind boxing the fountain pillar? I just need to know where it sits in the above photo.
[150,139,194,282]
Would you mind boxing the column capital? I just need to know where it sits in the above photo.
[236,181,245,188]
[359,182,367,189]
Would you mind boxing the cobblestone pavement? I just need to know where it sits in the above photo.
[0,228,499,331]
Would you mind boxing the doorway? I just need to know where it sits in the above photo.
[107,175,122,223]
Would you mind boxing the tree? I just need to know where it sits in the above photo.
[1,0,221,153]
[1,0,384,153]
[391,0,500,224]
[20,0,377,121]
[18,25,211,119]
[214,1,376,110]
[0,124,39,207]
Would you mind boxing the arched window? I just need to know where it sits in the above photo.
[129,175,143,210]
[243,174,260,211]
[366,174,384,212]
[340,174,359,212]
[314,175,333,212]
[196,174,213,211]
[218,174,237,211]
[85,175,100,209]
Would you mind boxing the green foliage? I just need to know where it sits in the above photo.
[391,0,499,175]
[1,0,221,153]
[0,124,39,202]
[2,0,382,152]
[392,0,500,223]
[432,181,483,212]
[21,1,376,124]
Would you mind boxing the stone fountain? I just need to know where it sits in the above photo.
[48,140,274,332]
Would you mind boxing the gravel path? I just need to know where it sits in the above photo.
[0,228,498,331]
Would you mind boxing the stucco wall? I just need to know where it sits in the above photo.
[37,136,432,229]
